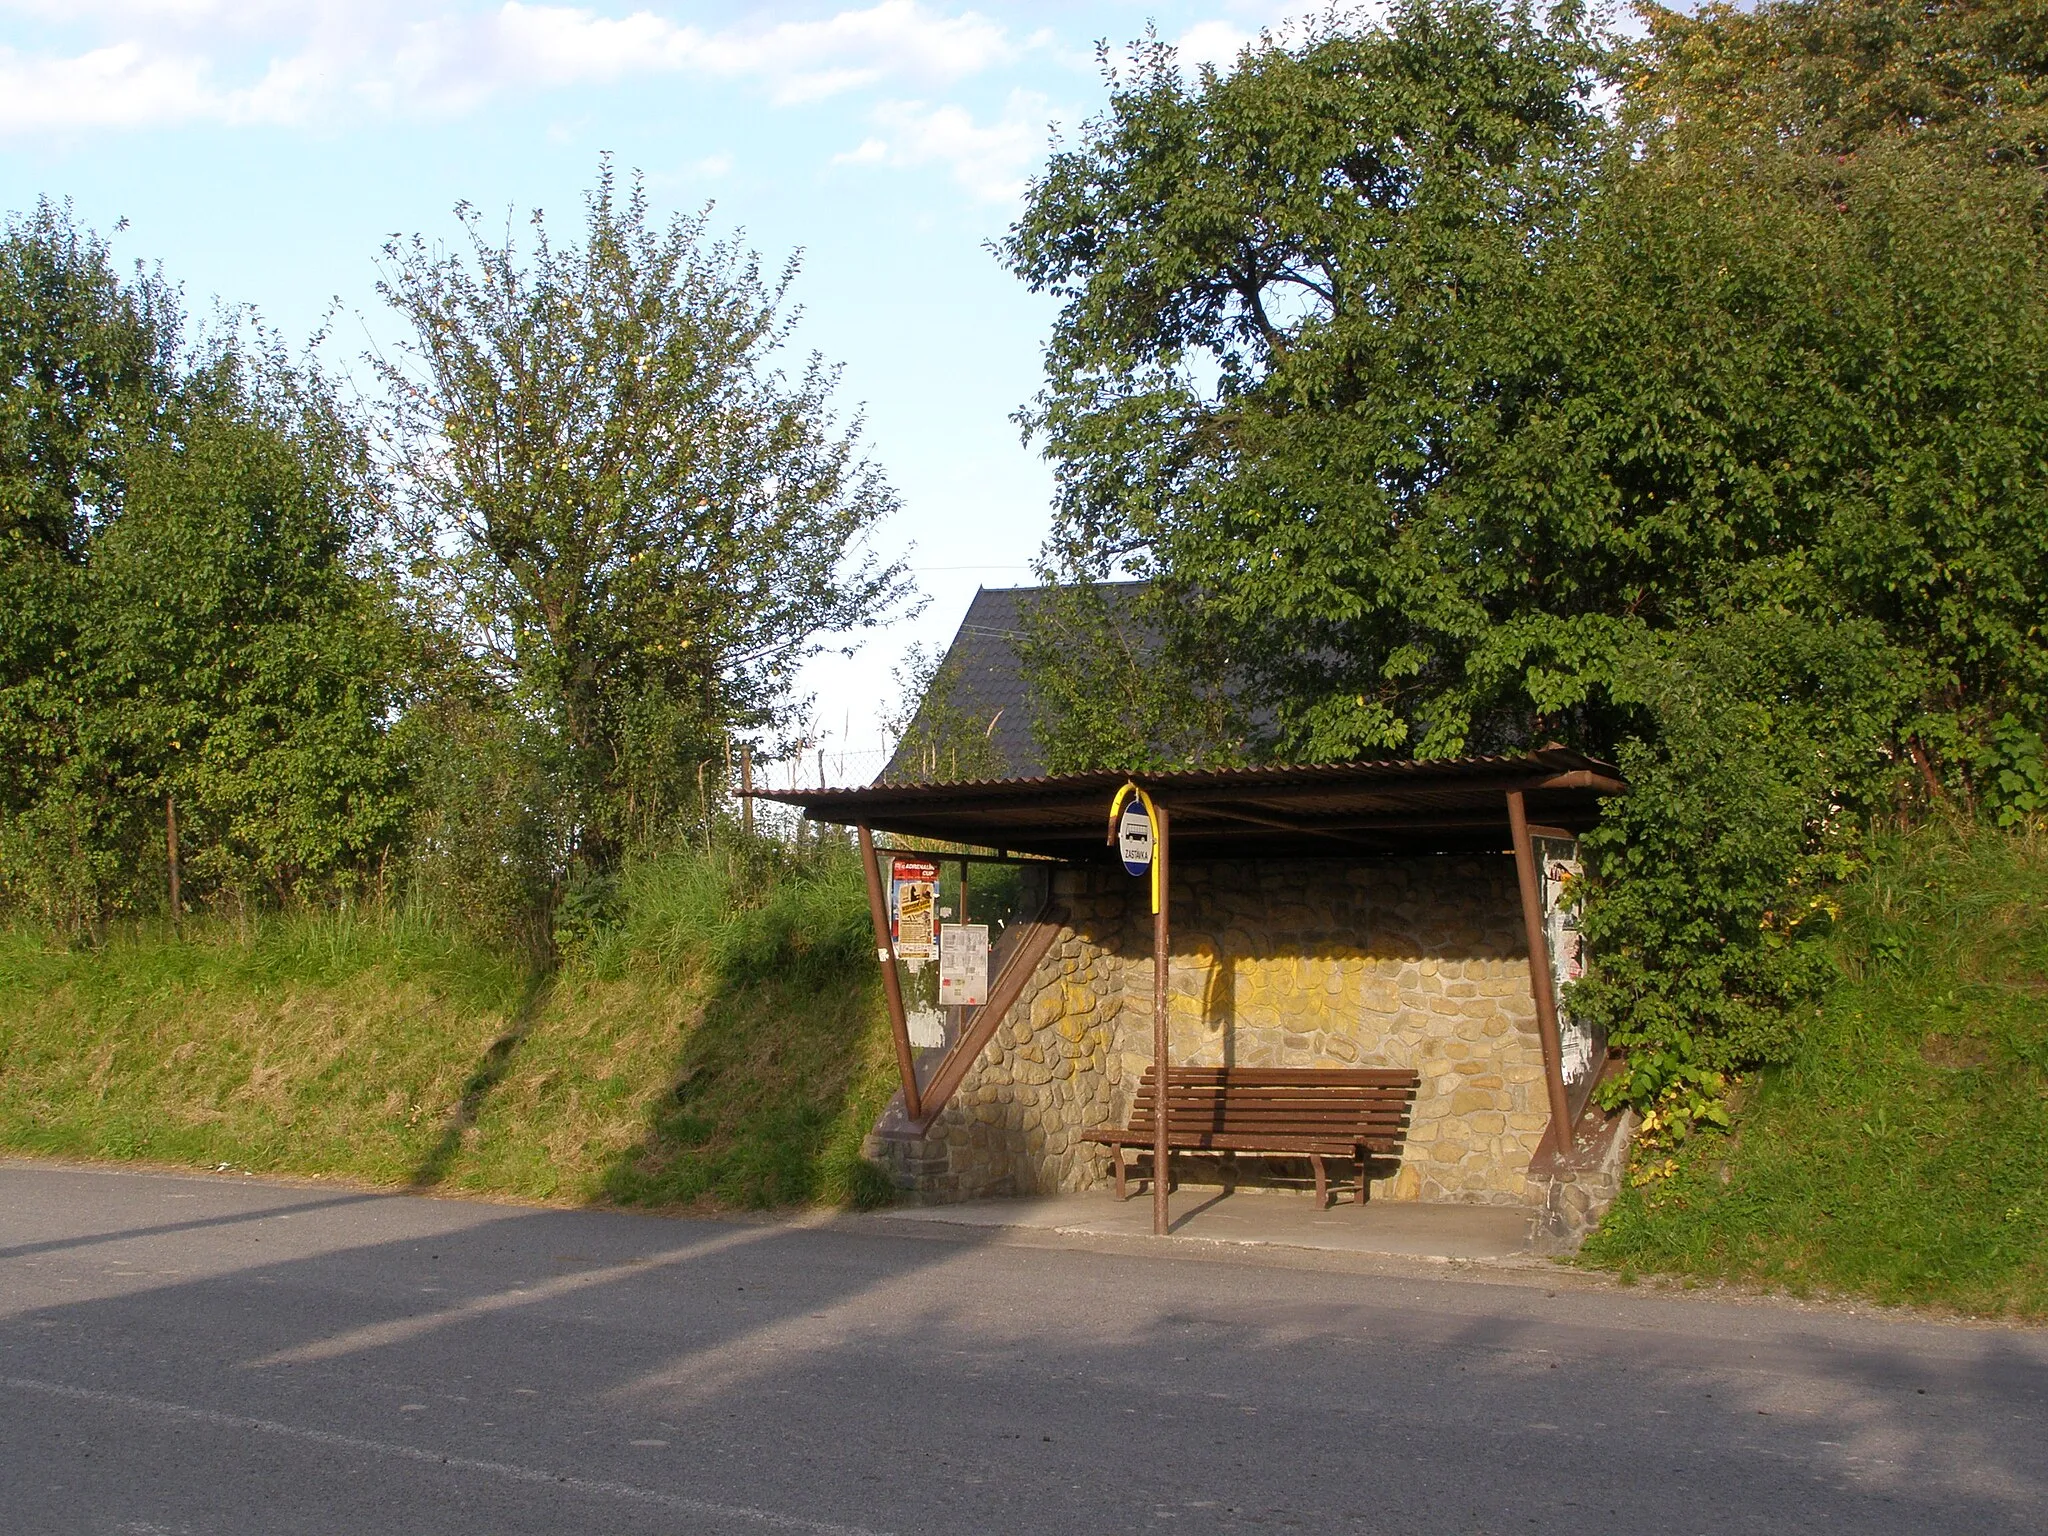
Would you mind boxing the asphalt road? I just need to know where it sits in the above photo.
[2,1162,2043,1535]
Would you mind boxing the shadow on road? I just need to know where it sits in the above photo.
[0,1189,389,1263]
[3,1166,2046,1536]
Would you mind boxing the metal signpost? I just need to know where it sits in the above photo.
[857,826,921,1121]
[1108,783,1171,1236]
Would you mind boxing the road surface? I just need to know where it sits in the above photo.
[2,1161,2042,1534]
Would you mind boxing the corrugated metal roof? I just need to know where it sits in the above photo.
[760,746,1624,861]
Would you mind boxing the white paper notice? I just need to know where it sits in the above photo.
[938,923,989,1007]
[907,1008,946,1049]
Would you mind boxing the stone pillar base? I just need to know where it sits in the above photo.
[862,1127,955,1204]
[1524,1109,1636,1254]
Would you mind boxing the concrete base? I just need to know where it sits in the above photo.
[878,1185,1538,1262]
[1526,1107,1637,1256]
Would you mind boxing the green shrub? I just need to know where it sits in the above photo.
[1581,821,2048,1317]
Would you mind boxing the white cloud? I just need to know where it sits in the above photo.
[688,0,1013,103]
[0,42,214,131]
[1175,19,1260,76]
[1174,3,1372,77]
[832,90,1049,203]
[0,1,1020,134]
[1,1,291,25]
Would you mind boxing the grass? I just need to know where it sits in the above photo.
[0,841,900,1211]
[1581,820,2048,1318]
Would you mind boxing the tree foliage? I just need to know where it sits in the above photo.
[0,203,408,929]
[1004,0,2048,1107]
[377,165,911,869]
[1,168,920,948]
[878,642,1011,785]
[85,349,410,904]
[1629,0,2048,163]
[0,201,175,827]
[1006,0,1610,760]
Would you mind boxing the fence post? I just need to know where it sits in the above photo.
[740,743,754,838]
[166,794,182,938]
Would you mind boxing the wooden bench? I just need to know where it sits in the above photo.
[1082,1066,1421,1209]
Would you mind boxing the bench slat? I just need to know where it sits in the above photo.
[1135,1095,1413,1106]
[1130,1073,1417,1089]
[1083,1130,1407,1154]
[1093,1065,1421,1208]
[1097,1069,1418,1149]
[1130,1114,1417,1122]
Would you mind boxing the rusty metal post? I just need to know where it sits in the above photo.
[1152,801,1171,1236]
[858,824,922,1122]
[165,794,181,938]
[1508,789,1575,1153]
[740,743,754,838]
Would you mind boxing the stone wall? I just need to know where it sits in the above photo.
[870,855,1584,1209]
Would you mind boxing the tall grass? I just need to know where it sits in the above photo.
[612,839,874,986]
[0,837,897,1210]
[1582,820,2048,1317]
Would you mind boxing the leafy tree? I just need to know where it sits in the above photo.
[377,164,912,871]
[0,203,409,925]
[1003,0,2048,1110]
[0,199,176,561]
[1004,0,1610,761]
[0,201,175,861]
[880,642,1010,785]
[1629,0,2048,163]
[81,341,410,909]
[1010,579,1242,771]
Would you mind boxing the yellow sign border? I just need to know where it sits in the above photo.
[1106,781,1162,914]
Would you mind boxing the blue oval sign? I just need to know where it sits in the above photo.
[1117,800,1153,877]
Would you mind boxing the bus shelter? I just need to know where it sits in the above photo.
[759,748,1627,1239]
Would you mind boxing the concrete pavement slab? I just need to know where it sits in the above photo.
[878,1187,1535,1260]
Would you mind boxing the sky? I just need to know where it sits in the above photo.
[0,0,1330,785]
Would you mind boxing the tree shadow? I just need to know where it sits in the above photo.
[596,934,895,1213]
[410,971,555,1190]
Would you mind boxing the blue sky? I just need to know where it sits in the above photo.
[0,0,1328,781]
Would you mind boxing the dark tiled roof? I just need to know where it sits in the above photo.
[883,583,1149,782]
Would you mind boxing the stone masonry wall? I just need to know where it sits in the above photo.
[875,855,1563,1208]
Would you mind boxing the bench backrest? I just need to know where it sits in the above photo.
[1125,1066,1418,1143]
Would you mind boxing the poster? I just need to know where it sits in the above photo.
[1534,835,1596,1085]
[890,856,940,966]
[906,1007,946,1049]
[938,923,989,1007]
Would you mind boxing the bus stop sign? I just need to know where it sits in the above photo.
[1117,799,1153,878]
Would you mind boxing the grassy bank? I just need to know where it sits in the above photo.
[1582,822,2048,1318]
[0,843,899,1210]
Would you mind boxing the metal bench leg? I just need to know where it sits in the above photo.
[1358,1156,1369,1209]
[1111,1147,1127,1201]
[1310,1154,1328,1208]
